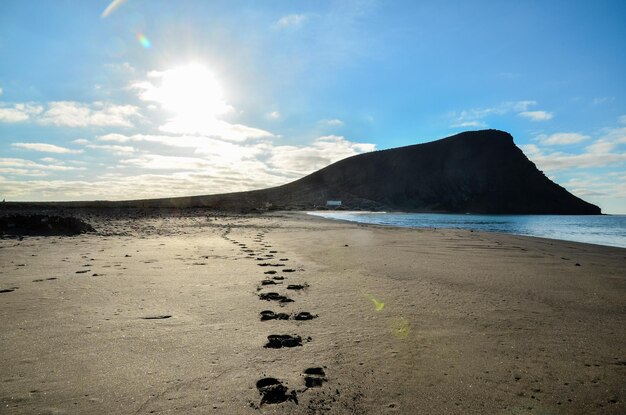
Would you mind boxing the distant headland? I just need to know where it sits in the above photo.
[1,130,601,215]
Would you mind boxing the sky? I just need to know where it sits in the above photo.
[0,0,625,213]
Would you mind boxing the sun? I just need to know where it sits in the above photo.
[159,64,228,117]
[155,63,230,118]
[138,63,232,135]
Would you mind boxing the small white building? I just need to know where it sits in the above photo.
[326,200,342,207]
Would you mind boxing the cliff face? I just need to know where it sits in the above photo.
[160,129,598,214]
[269,129,600,214]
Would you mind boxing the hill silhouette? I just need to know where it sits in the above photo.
[4,130,601,214]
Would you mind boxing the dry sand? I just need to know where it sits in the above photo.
[0,211,625,414]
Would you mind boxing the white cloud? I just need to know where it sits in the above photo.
[0,168,291,202]
[0,87,3,96]
[320,119,344,127]
[0,108,29,122]
[86,144,136,155]
[585,140,616,154]
[619,115,626,125]
[510,101,537,112]
[0,101,140,127]
[0,103,43,123]
[275,14,308,28]
[98,133,266,161]
[158,119,273,141]
[97,133,130,143]
[101,134,375,175]
[451,120,487,128]
[2,126,376,201]
[38,101,141,127]
[451,100,555,127]
[0,167,48,177]
[451,100,537,127]
[520,144,541,157]
[268,111,281,120]
[535,133,590,146]
[267,135,376,176]
[561,176,626,205]
[525,127,626,172]
[11,142,83,154]
[0,158,85,172]
[72,138,90,145]
[120,155,212,170]
[519,110,553,121]
[529,151,626,170]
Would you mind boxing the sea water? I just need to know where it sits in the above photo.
[307,212,626,249]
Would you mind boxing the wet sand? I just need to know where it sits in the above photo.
[1,211,625,414]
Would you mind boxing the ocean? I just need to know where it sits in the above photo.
[307,212,626,249]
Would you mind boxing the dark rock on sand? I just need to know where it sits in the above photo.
[0,214,95,236]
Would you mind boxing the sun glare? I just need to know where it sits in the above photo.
[156,64,229,118]
[139,63,233,135]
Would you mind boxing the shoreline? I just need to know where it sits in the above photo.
[304,210,626,250]
[1,212,624,414]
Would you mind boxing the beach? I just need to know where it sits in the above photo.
[1,211,625,414]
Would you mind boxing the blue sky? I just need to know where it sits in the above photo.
[1,0,625,213]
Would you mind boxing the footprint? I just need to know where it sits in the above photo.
[303,367,327,387]
[260,310,290,321]
[293,312,317,321]
[261,279,280,286]
[282,269,296,273]
[279,258,289,261]
[264,270,277,275]
[142,315,172,320]
[0,287,18,293]
[34,277,58,282]
[259,292,293,304]
[265,334,303,348]
[76,270,90,274]
[287,284,308,291]
[272,276,285,281]
[256,378,297,405]
[258,263,285,267]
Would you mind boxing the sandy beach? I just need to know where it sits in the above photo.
[1,211,625,414]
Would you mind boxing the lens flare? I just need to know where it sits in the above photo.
[136,33,151,49]
[101,0,128,18]
[390,317,410,339]
[366,294,385,311]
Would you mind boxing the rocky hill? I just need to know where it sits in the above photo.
[4,130,601,214]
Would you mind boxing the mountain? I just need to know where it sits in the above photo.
[119,129,600,214]
[5,130,600,214]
